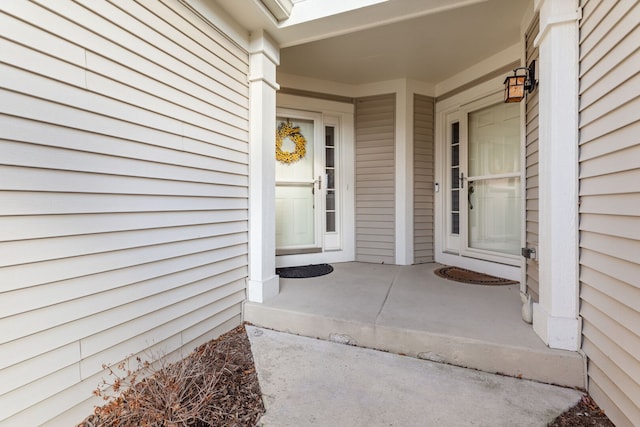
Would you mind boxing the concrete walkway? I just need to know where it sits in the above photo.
[247,326,583,427]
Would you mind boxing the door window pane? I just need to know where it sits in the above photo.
[450,122,460,236]
[325,125,337,233]
[451,213,460,235]
[452,145,459,167]
[468,178,521,255]
[467,102,521,255]
[451,167,460,188]
[275,118,314,181]
[452,121,459,144]
[452,189,459,211]
[326,191,335,210]
[325,147,335,167]
[468,103,520,177]
[326,212,336,233]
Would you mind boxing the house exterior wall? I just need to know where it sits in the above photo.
[413,94,435,263]
[524,14,540,303]
[0,1,249,425]
[578,1,640,425]
[355,94,396,263]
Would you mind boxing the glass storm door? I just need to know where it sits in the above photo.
[465,102,521,257]
[446,102,521,262]
[275,112,323,251]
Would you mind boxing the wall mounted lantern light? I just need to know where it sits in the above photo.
[504,60,536,103]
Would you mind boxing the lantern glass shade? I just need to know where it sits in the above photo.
[504,75,526,103]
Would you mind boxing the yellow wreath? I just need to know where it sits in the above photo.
[276,120,306,164]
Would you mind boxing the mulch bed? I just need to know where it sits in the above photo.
[79,325,264,427]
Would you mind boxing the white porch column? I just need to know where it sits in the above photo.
[395,81,414,265]
[532,0,581,350]
[247,30,280,303]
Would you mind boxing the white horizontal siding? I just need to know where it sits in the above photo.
[413,94,434,263]
[0,0,249,425]
[355,94,396,264]
[579,1,640,426]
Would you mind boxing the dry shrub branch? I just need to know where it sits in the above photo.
[79,325,264,427]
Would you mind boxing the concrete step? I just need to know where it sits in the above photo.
[244,301,585,389]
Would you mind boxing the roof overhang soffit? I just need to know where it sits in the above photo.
[260,0,294,21]
[219,0,490,48]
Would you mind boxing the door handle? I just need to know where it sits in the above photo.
[468,184,474,210]
[460,172,464,189]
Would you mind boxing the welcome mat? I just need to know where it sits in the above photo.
[276,264,334,279]
[434,266,518,286]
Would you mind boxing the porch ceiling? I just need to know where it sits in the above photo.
[216,0,529,85]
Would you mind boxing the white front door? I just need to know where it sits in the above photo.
[275,110,323,252]
[444,100,522,265]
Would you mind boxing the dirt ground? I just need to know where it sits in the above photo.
[548,394,615,426]
[81,324,613,427]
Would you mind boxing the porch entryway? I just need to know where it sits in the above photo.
[244,262,584,388]
[273,97,356,268]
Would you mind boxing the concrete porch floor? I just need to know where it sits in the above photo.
[244,262,585,388]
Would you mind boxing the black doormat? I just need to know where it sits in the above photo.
[276,264,333,279]
[434,266,518,285]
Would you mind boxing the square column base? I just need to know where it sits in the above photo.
[533,303,581,351]
[247,275,280,303]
